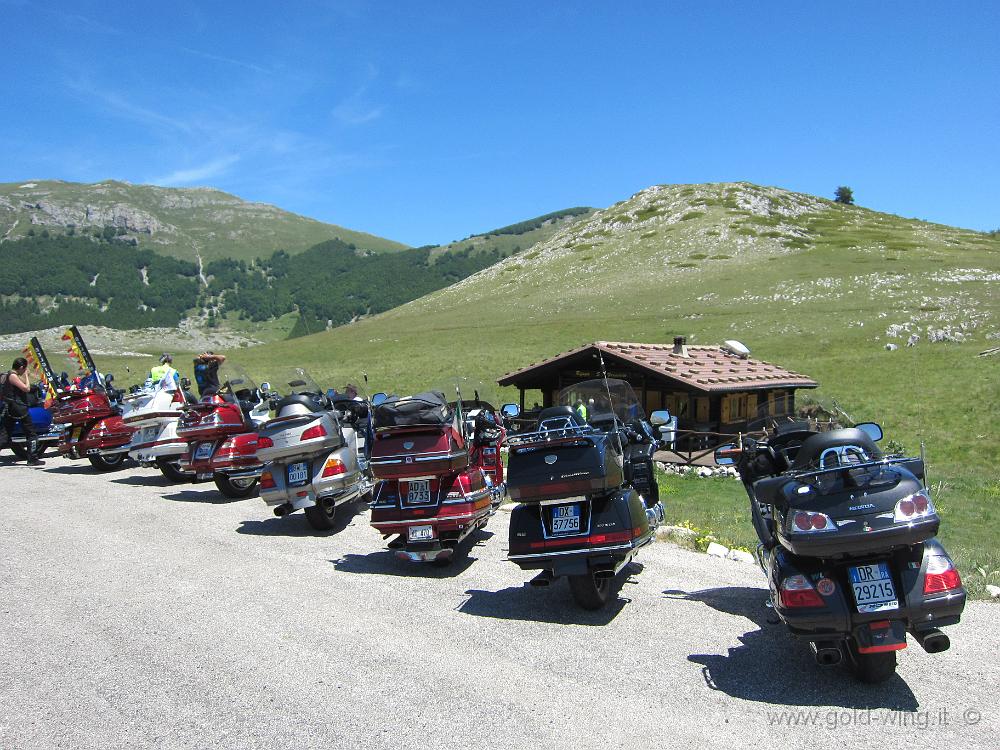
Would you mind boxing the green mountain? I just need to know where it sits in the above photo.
[0,179,408,264]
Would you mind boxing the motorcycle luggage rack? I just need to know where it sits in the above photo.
[506,424,597,451]
[790,454,918,481]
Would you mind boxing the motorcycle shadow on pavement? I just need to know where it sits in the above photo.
[458,563,642,626]
[111,473,176,488]
[158,488,247,505]
[43,463,118,475]
[667,586,919,711]
[237,502,367,538]
[330,530,493,579]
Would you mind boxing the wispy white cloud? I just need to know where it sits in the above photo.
[332,101,383,125]
[332,63,384,126]
[66,79,195,134]
[153,155,241,186]
[180,47,271,75]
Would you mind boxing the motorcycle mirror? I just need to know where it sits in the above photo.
[180,377,191,389]
[649,409,672,426]
[500,403,520,418]
[714,442,740,466]
[855,422,883,442]
[259,381,271,392]
[371,392,388,407]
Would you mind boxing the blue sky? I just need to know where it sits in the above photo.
[2,1,998,245]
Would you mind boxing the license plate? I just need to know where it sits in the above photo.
[550,503,581,535]
[143,426,158,441]
[287,461,309,486]
[408,525,434,541]
[849,562,899,613]
[194,442,214,460]
[406,480,431,505]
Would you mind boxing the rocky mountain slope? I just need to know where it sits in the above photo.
[0,180,407,263]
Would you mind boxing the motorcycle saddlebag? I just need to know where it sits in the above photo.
[506,432,624,503]
[257,412,344,463]
[51,391,114,426]
[176,402,247,441]
[370,425,469,480]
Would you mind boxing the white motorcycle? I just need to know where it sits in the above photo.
[123,376,196,481]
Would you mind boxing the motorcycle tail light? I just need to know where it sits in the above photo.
[779,575,825,608]
[257,436,274,449]
[260,472,276,490]
[322,458,345,477]
[790,511,836,533]
[894,491,935,522]
[923,555,962,594]
[301,424,327,441]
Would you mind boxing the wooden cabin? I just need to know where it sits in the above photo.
[497,338,818,445]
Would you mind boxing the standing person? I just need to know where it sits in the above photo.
[1,357,44,465]
[149,353,180,391]
[193,352,226,397]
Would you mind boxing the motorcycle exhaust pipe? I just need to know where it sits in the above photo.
[528,571,554,587]
[593,569,616,581]
[273,503,293,517]
[912,628,950,654]
[810,641,843,666]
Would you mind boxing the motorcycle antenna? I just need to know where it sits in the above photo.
[595,348,625,456]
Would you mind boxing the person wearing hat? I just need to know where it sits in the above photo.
[149,353,180,391]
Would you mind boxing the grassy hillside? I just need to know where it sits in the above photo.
[0,180,407,263]
[230,182,1000,593]
[428,207,595,262]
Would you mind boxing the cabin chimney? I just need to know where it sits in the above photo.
[672,336,688,357]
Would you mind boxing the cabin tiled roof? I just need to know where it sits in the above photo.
[497,341,818,393]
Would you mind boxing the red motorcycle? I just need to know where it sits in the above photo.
[52,373,135,471]
[176,371,272,498]
[368,390,506,565]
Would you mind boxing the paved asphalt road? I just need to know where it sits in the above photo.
[1,456,995,750]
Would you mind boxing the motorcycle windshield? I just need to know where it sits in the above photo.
[273,367,323,397]
[216,363,258,398]
[557,378,645,428]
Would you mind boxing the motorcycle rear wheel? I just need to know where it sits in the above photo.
[214,473,259,499]
[568,572,612,610]
[88,452,127,471]
[843,639,898,683]
[304,497,337,530]
[156,457,194,483]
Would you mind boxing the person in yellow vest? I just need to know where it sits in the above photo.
[149,353,180,391]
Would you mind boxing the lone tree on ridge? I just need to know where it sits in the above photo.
[834,186,855,205]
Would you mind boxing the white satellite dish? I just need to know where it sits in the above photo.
[723,340,751,358]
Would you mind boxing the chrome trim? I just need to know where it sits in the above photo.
[507,543,633,560]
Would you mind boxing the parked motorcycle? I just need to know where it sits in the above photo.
[368,387,506,564]
[504,378,668,610]
[177,366,272,498]
[51,372,135,470]
[257,369,375,530]
[123,376,197,482]
[5,383,62,460]
[715,420,967,682]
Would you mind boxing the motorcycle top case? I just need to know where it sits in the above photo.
[762,465,941,558]
[370,424,469,480]
[257,411,344,463]
[506,432,624,503]
[51,391,115,426]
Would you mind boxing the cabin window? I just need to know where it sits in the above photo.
[721,394,749,423]
[665,393,689,419]
[644,391,662,414]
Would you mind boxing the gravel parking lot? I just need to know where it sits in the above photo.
[1,456,995,749]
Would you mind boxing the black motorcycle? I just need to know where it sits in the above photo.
[504,378,667,610]
[715,421,966,682]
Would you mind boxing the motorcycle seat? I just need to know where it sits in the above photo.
[275,394,319,413]
[753,475,794,509]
